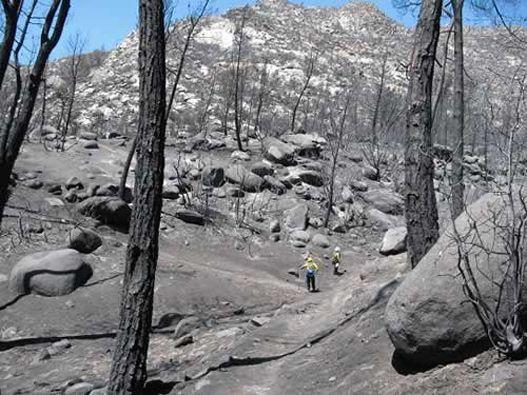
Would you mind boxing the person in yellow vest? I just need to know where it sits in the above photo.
[301,252,319,292]
[331,246,342,275]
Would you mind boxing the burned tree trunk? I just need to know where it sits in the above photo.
[107,0,166,392]
[451,0,465,219]
[404,0,442,268]
[118,135,138,201]
[232,8,248,151]
[0,1,22,89]
[291,53,315,134]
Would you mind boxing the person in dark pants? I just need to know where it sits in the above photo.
[301,253,319,292]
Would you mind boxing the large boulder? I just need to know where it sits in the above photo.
[9,249,93,296]
[311,233,330,248]
[77,197,131,229]
[282,134,323,157]
[263,175,287,195]
[292,169,324,187]
[367,208,401,231]
[225,165,265,193]
[263,137,296,166]
[385,193,524,367]
[379,227,407,256]
[68,227,102,253]
[290,230,310,244]
[251,161,274,177]
[359,189,404,215]
[202,166,225,187]
[283,204,308,232]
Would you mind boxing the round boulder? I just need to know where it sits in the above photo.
[311,233,330,248]
[291,230,310,244]
[9,249,93,296]
[68,227,102,253]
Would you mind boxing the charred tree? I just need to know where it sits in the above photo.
[232,7,248,151]
[290,52,315,134]
[404,0,442,268]
[59,34,86,151]
[0,0,23,89]
[451,0,465,219]
[118,0,209,200]
[324,93,351,228]
[107,0,166,391]
[0,0,70,230]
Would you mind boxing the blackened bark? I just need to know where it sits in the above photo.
[451,0,465,219]
[0,1,22,89]
[0,0,70,230]
[107,0,166,392]
[291,54,315,134]
[404,0,442,268]
[232,9,247,151]
[118,135,138,201]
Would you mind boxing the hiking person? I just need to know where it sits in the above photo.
[301,252,319,292]
[331,246,342,275]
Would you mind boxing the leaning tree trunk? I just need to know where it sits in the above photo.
[451,0,465,219]
[0,1,22,90]
[107,0,166,392]
[118,135,138,200]
[404,0,442,268]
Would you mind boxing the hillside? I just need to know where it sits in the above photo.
[1,1,527,394]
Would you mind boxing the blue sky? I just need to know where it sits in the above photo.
[54,0,527,58]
